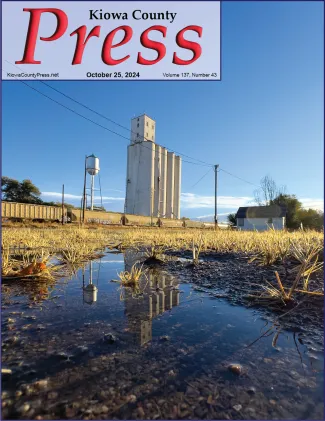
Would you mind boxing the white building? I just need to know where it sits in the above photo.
[236,205,286,231]
[125,115,181,218]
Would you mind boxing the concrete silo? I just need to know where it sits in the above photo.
[125,115,181,219]
[125,138,155,216]
[173,156,181,219]
[153,145,161,217]
[160,147,168,217]
[166,152,175,218]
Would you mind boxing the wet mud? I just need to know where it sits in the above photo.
[1,250,324,420]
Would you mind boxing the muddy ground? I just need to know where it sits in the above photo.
[1,250,324,420]
[164,250,324,346]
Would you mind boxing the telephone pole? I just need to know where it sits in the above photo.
[82,155,87,224]
[61,184,65,225]
[214,164,219,230]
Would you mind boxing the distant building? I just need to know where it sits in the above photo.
[125,114,181,218]
[235,205,286,231]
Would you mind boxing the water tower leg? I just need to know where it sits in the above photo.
[90,175,94,211]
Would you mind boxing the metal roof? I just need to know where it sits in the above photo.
[236,205,286,219]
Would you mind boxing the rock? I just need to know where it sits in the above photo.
[30,399,43,409]
[233,404,242,412]
[101,405,109,413]
[65,406,76,417]
[160,335,170,341]
[127,395,137,403]
[77,346,88,353]
[16,403,30,415]
[5,336,19,345]
[34,379,48,390]
[194,406,208,417]
[56,352,69,360]
[186,386,199,397]
[137,407,145,417]
[245,407,256,416]
[227,363,243,375]
[247,386,256,395]
[47,391,59,400]
[103,333,116,344]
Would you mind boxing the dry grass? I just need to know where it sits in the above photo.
[117,263,145,286]
[1,226,114,280]
[2,227,323,298]
[117,263,148,300]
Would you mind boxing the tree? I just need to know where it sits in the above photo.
[270,194,302,229]
[254,175,286,206]
[269,193,324,230]
[1,177,42,204]
[227,213,237,226]
[297,209,324,231]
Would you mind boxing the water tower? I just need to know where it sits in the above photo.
[86,154,100,211]
[82,261,98,305]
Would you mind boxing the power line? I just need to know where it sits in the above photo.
[219,168,261,188]
[17,79,210,168]
[191,167,213,188]
[3,63,265,188]
[41,80,212,167]
[4,60,213,168]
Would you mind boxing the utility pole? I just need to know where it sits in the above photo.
[214,164,219,230]
[61,184,65,225]
[82,155,87,224]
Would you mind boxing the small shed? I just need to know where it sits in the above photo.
[235,205,286,231]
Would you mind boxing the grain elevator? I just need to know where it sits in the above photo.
[125,115,181,219]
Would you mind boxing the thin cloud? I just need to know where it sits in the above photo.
[181,193,324,212]
[300,198,324,211]
[101,189,124,193]
[196,212,230,219]
[181,193,252,209]
[41,191,323,212]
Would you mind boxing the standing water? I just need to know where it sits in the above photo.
[2,251,323,420]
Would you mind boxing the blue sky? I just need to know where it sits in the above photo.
[2,1,324,221]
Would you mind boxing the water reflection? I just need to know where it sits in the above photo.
[82,255,181,346]
[1,252,324,420]
[124,250,181,346]
[124,270,181,345]
[82,261,99,305]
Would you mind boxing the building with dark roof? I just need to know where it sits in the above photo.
[235,205,286,231]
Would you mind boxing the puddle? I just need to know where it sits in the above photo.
[1,252,324,420]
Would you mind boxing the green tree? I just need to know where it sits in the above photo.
[227,213,237,226]
[297,209,324,231]
[1,177,42,204]
[270,194,302,229]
